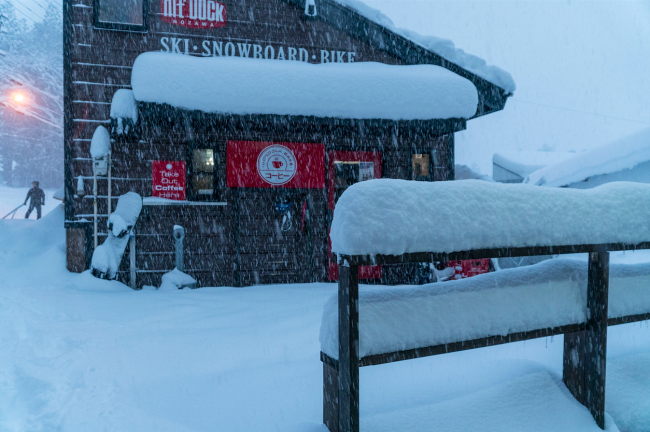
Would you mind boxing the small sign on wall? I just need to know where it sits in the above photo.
[161,0,226,29]
[152,161,186,200]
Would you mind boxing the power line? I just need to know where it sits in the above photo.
[511,98,650,126]
[0,132,59,143]
[0,1,37,23]
[29,0,47,11]
[8,0,42,21]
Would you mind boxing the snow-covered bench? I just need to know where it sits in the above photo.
[321,179,650,432]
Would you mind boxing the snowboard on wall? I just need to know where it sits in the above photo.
[91,192,143,280]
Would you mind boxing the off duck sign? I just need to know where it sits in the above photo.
[161,0,226,28]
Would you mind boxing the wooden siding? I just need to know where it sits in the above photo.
[65,0,468,287]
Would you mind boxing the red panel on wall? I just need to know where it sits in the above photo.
[326,150,383,280]
[327,150,382,210]
[152,161,186,200]
[227,141,325,188]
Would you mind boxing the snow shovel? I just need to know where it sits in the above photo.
[2,204,25,220]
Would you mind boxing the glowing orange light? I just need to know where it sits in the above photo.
[12,92,25,103]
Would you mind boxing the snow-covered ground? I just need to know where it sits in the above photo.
[0,185,60,219]
[1,205,650,431]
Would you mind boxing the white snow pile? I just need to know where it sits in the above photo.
[91,192,143,279]
[110,89,138,135]
[493,151,574,179]
[90,125,110,159]
[159,268,197,290]
[330,179,650,256]
[131,53,478,121]
[525,127,650,187]
[320,258,650,359]
[332,0,516,94]
[110,89,138,122]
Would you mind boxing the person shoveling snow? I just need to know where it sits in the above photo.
[24,181,45,220]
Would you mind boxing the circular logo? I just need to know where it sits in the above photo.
[257,145,297,185]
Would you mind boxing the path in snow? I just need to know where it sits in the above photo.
[0,185,60,219]
[0,206,649,431]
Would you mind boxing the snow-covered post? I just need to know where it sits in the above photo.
[562,248,609,430]
[173,225,185,272]
[91,126,110,249]
[338,261,359,432]
[129,229,136,289]
[585,249,609,429]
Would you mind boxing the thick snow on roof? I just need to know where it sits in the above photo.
[320,258,650,359]
[525,128,650,187]
[493,151,574,178]
[333,0,516,94]
[330,179,650,256]
[131,53,478,121]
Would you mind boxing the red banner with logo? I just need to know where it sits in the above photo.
[160,0,226,29]
[152,161,186,200]
[227,141,325,188]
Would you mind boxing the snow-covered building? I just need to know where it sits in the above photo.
[63,0,514,288]
[492,151,574,183]
[524,127,650,188]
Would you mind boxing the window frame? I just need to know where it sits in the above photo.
[187,143,220,202]
[93,0,149,32]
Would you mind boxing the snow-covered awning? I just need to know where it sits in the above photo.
[524,127,650,187]
[131,53,478,121]
[330,179,650,256]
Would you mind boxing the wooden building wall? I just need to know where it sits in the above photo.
[64,0,465,287]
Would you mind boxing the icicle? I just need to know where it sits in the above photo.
[304,0,317,17]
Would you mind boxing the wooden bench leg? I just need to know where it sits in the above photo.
[563,250,609,429]
[338,264,360,432]
[323,361,339,432]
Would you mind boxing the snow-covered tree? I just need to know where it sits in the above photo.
[0,4,62,188]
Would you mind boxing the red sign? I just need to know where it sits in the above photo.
[227,141,325,189]
[152,161,186,200]
[448,259,491,279]
[161,0,226,29]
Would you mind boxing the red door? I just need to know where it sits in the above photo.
[327,150,382,281]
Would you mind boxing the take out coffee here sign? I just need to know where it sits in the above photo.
[152,161,186,200]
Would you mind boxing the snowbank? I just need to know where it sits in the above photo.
[493,151,574,179]
[320,259,650,359]
[330,179,650,256]
[332,0,516,94]
[90,126,110,159]
[131,53,478,121]
[525,127,650,187]
[159,268,197,290]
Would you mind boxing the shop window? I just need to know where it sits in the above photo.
[190,148,216,200]
[412,154,431,181]
[334,161,374,204]
[94,0,147,31]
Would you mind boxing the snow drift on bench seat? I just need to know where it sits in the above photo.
[131,53,478,121]
[320,259,650,360]
[330,179,650,256]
